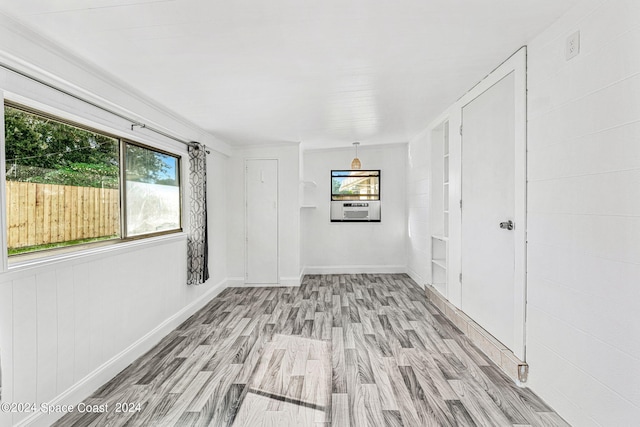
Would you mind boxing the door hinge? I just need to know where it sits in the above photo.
[459,125,463,135]
[459,199,462,209]
[459,273,462,282]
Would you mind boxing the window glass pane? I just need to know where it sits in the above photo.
[125,143,180,236]
[331,170,380,201]
[4,105,120,255]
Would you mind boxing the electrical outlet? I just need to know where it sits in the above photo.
[566,31,580,60]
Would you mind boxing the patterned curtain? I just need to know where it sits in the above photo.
[187,142,209,285]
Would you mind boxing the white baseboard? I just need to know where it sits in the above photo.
[18,277,229,427]
[406,267,426,289]
[280,276,301,286]
[226,277,245,287]
[303,265,407,275]
[227,275,302,287]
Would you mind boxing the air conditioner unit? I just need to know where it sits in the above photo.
[330,201,381,222]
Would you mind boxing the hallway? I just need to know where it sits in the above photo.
[56,274,568,426]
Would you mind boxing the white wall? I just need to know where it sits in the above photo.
[0,236,230,427]
[406,132,431,285]
[301,144,407,273]
[526,0,640,425]
[227,144,301,285]
[0,14,231,426]
[407,0,640,424]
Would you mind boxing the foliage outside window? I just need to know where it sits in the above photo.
[4,104,181,256]
[331,170,380,201]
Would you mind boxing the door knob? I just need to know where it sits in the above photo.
[499,220,514,230]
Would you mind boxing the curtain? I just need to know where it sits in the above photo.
[187,142,209,285]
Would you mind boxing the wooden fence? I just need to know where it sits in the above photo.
[5,181,119,249]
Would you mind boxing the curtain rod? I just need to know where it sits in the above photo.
[0,60,197,148]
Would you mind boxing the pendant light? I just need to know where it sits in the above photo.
[351,142,361,170]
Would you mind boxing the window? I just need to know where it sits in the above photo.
[331,170,380,201]
[125,142,180,237]
[4,103,182,257]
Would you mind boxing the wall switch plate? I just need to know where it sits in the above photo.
[566,30,580,60]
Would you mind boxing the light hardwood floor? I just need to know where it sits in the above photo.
[55,274,570,426]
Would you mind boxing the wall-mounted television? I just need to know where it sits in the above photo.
[331,170,380,201]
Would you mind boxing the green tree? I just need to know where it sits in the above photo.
[125,144,172,185]
[5,106,120,188]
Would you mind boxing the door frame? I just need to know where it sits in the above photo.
[430,47,527,360]
[244,158,279,284]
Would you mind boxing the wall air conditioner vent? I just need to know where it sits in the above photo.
[344,210,369,219]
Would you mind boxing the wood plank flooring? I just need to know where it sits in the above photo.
[55,274,570,426]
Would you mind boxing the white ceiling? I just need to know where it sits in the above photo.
[0,0,577,148]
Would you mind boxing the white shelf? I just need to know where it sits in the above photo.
[300,180,317,207]
[432,259,447,269]
[430,120,450,289]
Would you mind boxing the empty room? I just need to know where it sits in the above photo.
[0,0,637,426]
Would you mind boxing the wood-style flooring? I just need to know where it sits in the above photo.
[55,274,570,426]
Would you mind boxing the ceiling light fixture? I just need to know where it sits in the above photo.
[351,142,361,170]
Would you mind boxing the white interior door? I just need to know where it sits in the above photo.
[245,159,278,284]
[461,72,519,351]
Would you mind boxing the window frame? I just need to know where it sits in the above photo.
[121,139,183,240]
[330,169,381,201]
[3,101,184,263]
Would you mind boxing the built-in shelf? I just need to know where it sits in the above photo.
[430,120,450,292]
[432,259,447,269]
[300,180,317,207]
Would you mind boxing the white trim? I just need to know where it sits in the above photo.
[280,276,301,286]
[14,277,229,427]
[230,282,291,288]
[227,275,302,287]
[0,90,7,272]
[226,277,245,287]
[304,265,407,275]
[513,48,528,361]
[4,92,189,157]
[424,284,528,384]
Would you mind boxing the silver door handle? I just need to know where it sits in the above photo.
[499,220,514,230]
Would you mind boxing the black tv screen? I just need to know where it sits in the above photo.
[331,170,380,201]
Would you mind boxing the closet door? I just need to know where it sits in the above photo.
[461,72,518,351]
[245,159,278,284]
